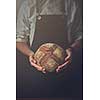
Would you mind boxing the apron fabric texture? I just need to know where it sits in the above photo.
[31,15,68,51]
[16,15,82,98]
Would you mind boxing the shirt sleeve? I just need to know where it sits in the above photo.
[16,1,30,43]
[70,0,83,42]
[66,0,82,44]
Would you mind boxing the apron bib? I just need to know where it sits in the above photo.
[31,15,69,52]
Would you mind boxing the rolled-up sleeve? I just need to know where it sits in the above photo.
[16,1,30,43]
[71,0,83,41]
[66,0,82,44]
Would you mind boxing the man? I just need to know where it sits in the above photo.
[16,0,82,98]
[17,0,82,72]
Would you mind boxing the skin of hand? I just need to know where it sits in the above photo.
[17,39,81,73]
[29,54,46,73]
[56,38,82,72]
[16,42,46,73]
[56,48,72,72]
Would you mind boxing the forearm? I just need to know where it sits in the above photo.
[16,42,34,57]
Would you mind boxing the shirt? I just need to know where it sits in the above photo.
[16,0,82,46]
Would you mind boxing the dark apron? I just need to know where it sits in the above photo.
[17,15,82,98]
[28,15,71,97]
[31,15,69,77]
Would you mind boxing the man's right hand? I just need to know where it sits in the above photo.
[29,55,46,73]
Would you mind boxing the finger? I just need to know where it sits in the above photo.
[65,56,70,61]
[58,61,70,68]
[65,53,71,61]
[32,59,37,63]
[65,50,72,61]
[56,61,70,72]
[29,58,46,72]
[56,59,71,72]
[30,60,36,66]
[29,56,37,63]
[29,56,46,73]
[56,68,60,73]
[37,67,43,71]
[30,60,35,66]
[42,68,46,73]
[30,59,36,64]
[31,62,42,70]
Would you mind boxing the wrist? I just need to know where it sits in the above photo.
[71,40,81,49]
[28,51,34,57]
[69,46,74,51]
[66,47,73,54]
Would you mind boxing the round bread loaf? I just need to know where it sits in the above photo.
[34,43,66,72]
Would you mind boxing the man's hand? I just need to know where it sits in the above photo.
[56,48,72,72]
[29,55,46,73]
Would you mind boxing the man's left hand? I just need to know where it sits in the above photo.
[56,48,72,72]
